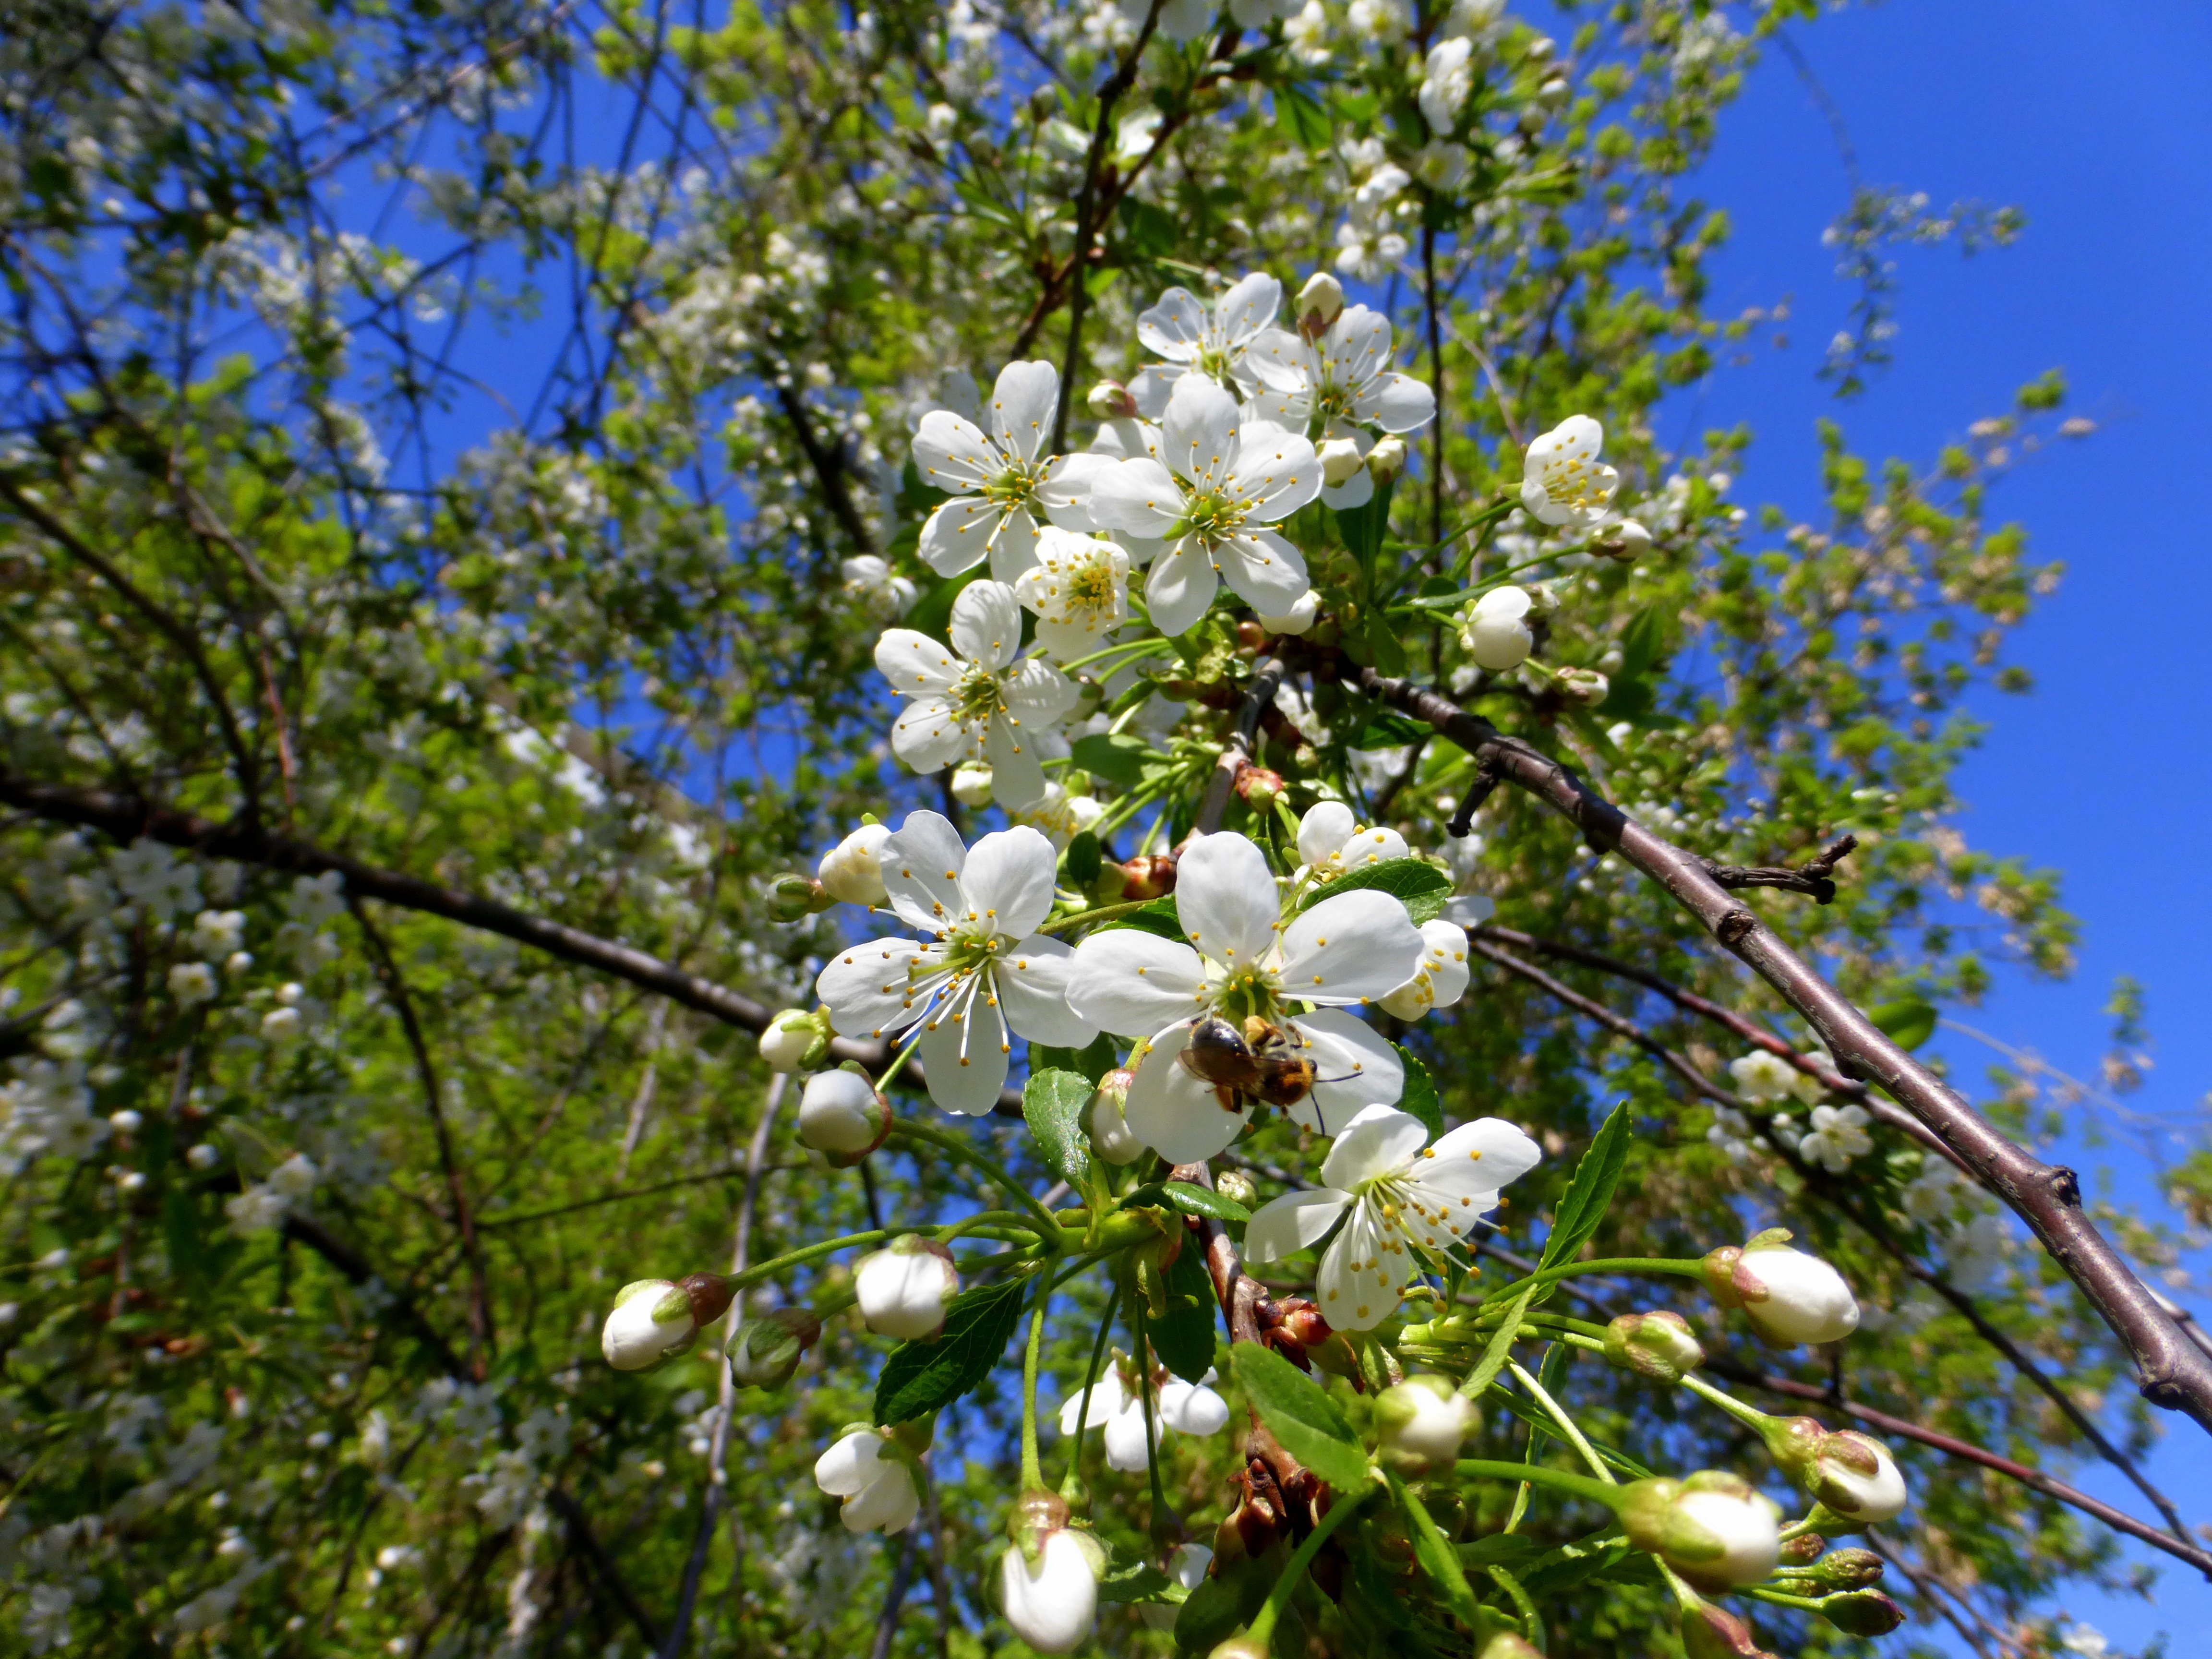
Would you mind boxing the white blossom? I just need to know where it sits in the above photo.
[1380,920,1472,1021]
[999,1527,1102,1654]
[225,1185,289,1235]
[1797,1103,1873,1173]
[1128,272,1282,417]
[600,1279,697,1370]
[841,555,918,616]
[910,361,1102,582]
[1246,305,1435,508]
[1058,1352,1230,1471]
[1520,415,1620,529]
[1418,36,1474,132]
[1011,528,1132,660]
[818,822,892,906]
[1458,584,1534,672]
[855,1236,960,1340]
[167,962,217,1005]
[813,1429,920,1533]
[816,813,1092,1116]
[1066,832,1422,1159]
[1295,800,1410,875]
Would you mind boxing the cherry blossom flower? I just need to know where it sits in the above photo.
[1089,376,1320,636]
[910,361,1102,582]
[814,1428,920,1533]
[999,1526,1102,1653]
[1458,584,1535,671]
[1243,1103,1540,1329]
[1057,1351,1230,1471]
[1140,1544,1214,1631]
[1797,1103,1873,1172]
[1011,527,1131,660]
[1379,920,1472,1021]
[1295,799,1410,874]
[1520,415,1620,529]
[1065,832,1423,1160]
[874,580,1078,810]
[816,813,1093,1116]
[1418,36,1475,132]
[1246,305,1435,507]
[841,555,918,616]
[1127,272,1282,417]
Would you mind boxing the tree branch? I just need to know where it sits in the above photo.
[551,1487,664,1650]
[1193,656,1281,835]
[1350,662,2212,1432]
[1702,834,1859,906]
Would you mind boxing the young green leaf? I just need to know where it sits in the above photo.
[1458,1281,1535,1400]
[1291,858,1451,925]
[873,1275,1030,1425]
[1071,731,1157,789]
[1387,1469,1482,1625]
[1395,1047,1444,1140]
[1869,997,1938,1051]
[1227,1344,1370,1491]
[1538,1101,1633,1273]
[1023,1068,1095,1188]
[1065,831,1102,887]
[1100,897,1183,940]
[1151,1235,1219,1384]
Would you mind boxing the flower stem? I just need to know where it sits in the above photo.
[1242,1482,1378,1649]
[1037,897,1160,935]
[1132,1296,1171,1529]
[1062,1285,1120,1503]
[1020,1267,1051,1492]
[889,1119,1065,1239]
[873,1031,924,1094]
[1508,1359,1616,1485]
[1475,1256,1705,1308]
[728,1227,893,1292]
[1058,636,1168,675]
[1451,1459,1624,1510]
[1679,1371,1776,1436]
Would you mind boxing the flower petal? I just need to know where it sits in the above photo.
[1224,433,1320,522]
[1211,529,1311,617]
[1353,371,1436,434]
[1059,1369,1130,1433]
[882,810,969,934]
[918,496,999,575]
[950,579,1023,670]
[915,994,1010,1116]
[1285,1008,1403,1133]
[1103,1403,1155,1471]
[1000,656,1079,724]
[1158,1379,1231,1436]
[1123,1022,1250,1162]
[1066,929,1208,1036]
[817,937,933,1041]
[1319,1104,1429,1188]
[1126,364,1183,421]
[1173,831,1281,971]
[875,628,962,697]
[890,698,974,776]
[1039,451,1114,529]
[1280,887,1424,1004]
[1089,457,1187,538]
[1324,306,1392,394]
[813,1431,882,1498]
[996,936,1095,1046]
[1162,376,1240,493]
[1319,469,1373,510]
[984,709,1048,811]
[990,360,1058,460]
[911,410,998,491]
[1297,801,1357,871]
[1318,1200,1405,1330]
[986,505,1047,585]
[1412,1118,1543,1209]
[1414,919,1471,1010]
[1144,537,1219,636]
[1242,1187,1352,1265]
[1214,270,1283,348]
[1243,326,1312,396]
[959,827,1058,936]
[1136,287,1207,361]
[1334,827,1410,869]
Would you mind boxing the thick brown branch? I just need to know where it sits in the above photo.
[1351,663,2212,1432]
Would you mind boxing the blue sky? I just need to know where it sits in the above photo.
[1686,2,2212,1648]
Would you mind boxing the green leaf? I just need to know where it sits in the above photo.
[1023,1069,1095,1188]
[1065,831,1102,886]
[1870,997,1937,1051]
[1117,194,1178,259]
[1482,1386,1655,1480]
[1095,1554,1175,1605]
[1101,897,1182,940]
[1071,731,1158,789]
[1538,1101,1632,1273]
[1387,1470,1481,1624]
[1292,858,1452,925]
[873,1275,1030,1425]
[902,568,985,641]
[1348,710,1429,749]
[1118,1180,1247,1223]
[1460,1281,1534,1400]
[1334,478,1395,567]
[1615,601,1677,683]
[1395,1047,1444,1141]
[1174,1554,1269,1654]
[1152,1234,1219,1384]
[1457,1533,1545,1567]
[1272,81,1332,149]
[1227,1344,1370,1491]
[1365,611,1407,677]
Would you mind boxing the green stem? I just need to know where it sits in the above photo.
[889,1119,1064,1239]
[1062,1285,1120,1502]
[1477,1257,1705,1308]
[1037,897,1160,935]
[1132,1296,1170,1527]
[1452,1459,1624,1510]
[873,1032,924,1094]
[1398,544,1577,612]
[729,1227,892,1292]
[1485,1562,1545,1652]
[1508,1359,1615,1485]
[1020,1268,1051,1491]
[1680,1371,1778,1436]
[1242,1482,1379,1649]
[1058,636,1169,675]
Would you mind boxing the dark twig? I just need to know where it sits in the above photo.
[551,1488,663,1649]
[1351,663,2212,1432]
[1193,657,1282,835]
[1445,758,1503,837]
[773,380,874,555]
[868,1531,921,1659]
[1701,834,1859,906]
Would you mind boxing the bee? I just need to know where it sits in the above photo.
[1177,1014,1324,1111]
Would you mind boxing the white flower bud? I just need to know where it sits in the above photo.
[168,962,216,1006]
[1603,1310,1705,1382]
[109,1109,143,1133]
[817,822,890,906]
[1810,1430,1908,1524]
[1374,1374,1476,1471]
[1256,589,1321,636]
[1704,1238,1860,1346]
[1621,1471,1780,1590]
[1318,436,1366,486]
[1087,380,1138,420]
[1366,435,1408,483]
[855,1236,960,1341]
[999,1528,1103,1653]
[601,1279,698,1371]
[798,1070,891,1164]
[759,1008,829,1072]
[950,764,995,807]
[814,1428,922,1533]
[727,1307,823,1390]
[1598,517,1651,562]
[1459,584,1534,672]
[1214,1168,1258,1209]
[1296,271,1345,335]
[186,1143,220,1170]
[1084,1077,1147,1165]
[1555,665,1609,705]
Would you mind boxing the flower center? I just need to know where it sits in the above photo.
[1313,379,1352,427]
[951,667,1003,725]
[1539,457,1607,510]
[982,459,1046,511]
[1211,967,1281,1026]
[1195,344,1235,382]
[1180,487,1248,542]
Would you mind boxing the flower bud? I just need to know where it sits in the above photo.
[855,1235,960,1340]
[1801,1430,1907,1525]
[817,822,891,905]
[769,872,830,923]
[1256,589,1320,636]
[1234,766,1285,811]
[1084,1077,1147,1166]
[1319,435,1366,486]
[1786,1546,1884,1592]
[1597,517,1651,562]
[1087,379,1138,420]
[1817,1591,1906,1637]
[759,1008,830,1072]
[1603,1310,1705,1383]
[1479,1638,1545,1659]
[1555,665,1610,706]
[1680,1601,1779,1659]
[1215,1168,1258,1209]
[950,763,995,807]
[998,1523,1103,1653]
[1620,1471,1781,1590]
[1459,584,1535,673]
[799,1069,892,1165]
[1297,270,1345,337]
[601,1273,731,1371]
[1120,853,1178,900]
[727,1307,822,1389]
[1366,436,1408,484]
[1702,1236,1860,1346]
[1375,1374,1477,1473]
[815,1426,922,1533]
[1207,1640,1270,1659]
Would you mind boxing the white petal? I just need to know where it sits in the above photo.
[814,1431,883,1498]
[890,698,974,776]
[1173,831,1281,971]
[1136,288,1208,361]
[1319,469,1374,510]
[1214,271,1284,348]
[1325,307,1393,392]
[1242,1187,1352,1264]
[996,937,1095,1047]
[911,409,998,490]
[1297,802,1357,871]
[1103,1403,1155,1472]
[950,579,1023,670]
[817,937,932,1041]
[1318,1202,1405,1331]
[1000,656,1080,723]
[1158,1380,1231,1436]
[1089,457,1187,538]
[1162,377,1240,493]
[1126,365,1183,421]
[918,496,999,575]
[1123,1022,1250,1162]
[874,628,962,696]
[916,994,1011,1115]
[959,827,1058,936]
[1280,888,1425,1004]
[1059,1369,1130,1433]
[1144,537,1219,636]
[1224,433,1321,522]
[1039,451,1114,528]
[1413,1118,1543,1207]
[1212,529,1311,617]
[882,810,969,933]
[1354,371,1436,434]
[1066,930,1209,1037]
[1243,326,1313,396]
[1414,919,1471,1010]
[984,710,1048,811]
[990,360,1059,460]
[1320,1104,1430,1187]
[1284,1009,1403,1134]
[842,1461,920,1533]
